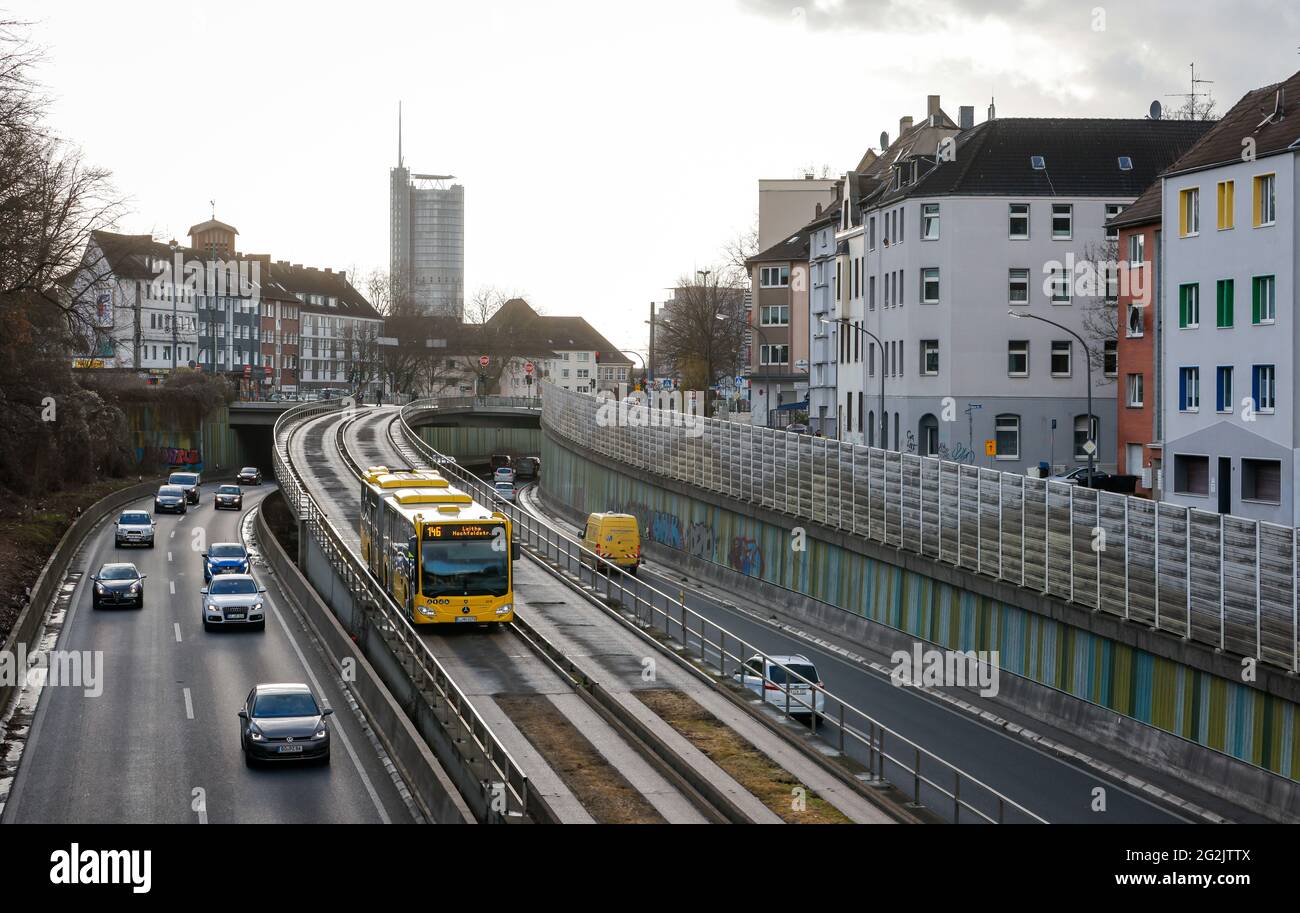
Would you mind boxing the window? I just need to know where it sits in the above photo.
[1105,203,1124,240]
[1126,373,1144,407]
[1009,204,1029,239]
[1074,415,1098,460]
[1052,204,1072,239]
[1252,364,1276,412]
[1215,279,1234,327]
[760,305,790,326]
[1216,366,1233,413]
[1179,187,1200,236]
[921,268,940,303]
[760,344,790,366]
[921,203,939,240]
[1050,267,1071,303]
[1127,303,1144,337]
[1030,155,1046,170]
[1050,341,1071,376]
[1178,283,1200,328]
[1174,454,1210,496]
[1251,275,1276,323]
[868,275,875,311]
[1217,180,1235,230]
[1253,173,1276,226]
[1178,366,1200,411]
[869,217,876,250]
[1008,269,1029,305]
[1008,340,1029,376]
[995,414,1020,460]
[1127,232,1145,266]
[759,266,791,288]
[1103,340,1117,376]
[921,340,939,375]
[1242,459,1282,504]
[1118,156,1133,171]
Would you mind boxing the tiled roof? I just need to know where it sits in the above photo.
[747,227,810,265]
[487,299,631,364]
[1107,180,1163,229]
[1162,70,1300,176]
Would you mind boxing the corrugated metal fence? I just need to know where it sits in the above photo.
[542,385,1300,673]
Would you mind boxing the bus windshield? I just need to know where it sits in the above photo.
[420,538,509,598]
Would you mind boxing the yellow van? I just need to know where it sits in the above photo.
[582,513,641,575]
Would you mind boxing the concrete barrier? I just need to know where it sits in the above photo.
[0,477,168,719]
[256,505,474,824]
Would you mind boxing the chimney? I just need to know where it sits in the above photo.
[815,202,822,216]
[927,95,941,118]
[900,115,913,136]
[959,106,975,130]
[338,270,347,283]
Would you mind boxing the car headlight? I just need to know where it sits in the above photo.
[94,583,105,594]
[251,602,263,612]
[249,729,264,741]
[129,583,141,593]
[312,728,327,740]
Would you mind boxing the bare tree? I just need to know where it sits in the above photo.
[720,218,758,286]
[1079,239,1119,383]
[456,286,550,394]
[656,271,747,404]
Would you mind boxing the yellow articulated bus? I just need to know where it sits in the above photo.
[359,466,517,625]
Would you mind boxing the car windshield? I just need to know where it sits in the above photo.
[210,545,246,558]
[210,578,256,595]
[99,566,138,580]
[767,663,818,685]
[241,468,257,474]
[218,486,240,494]
[170,474,198,485]
[159,486,183,497]
[120,512,150,525]
[252,692,319,719]
[421,539,509,598]
[496,483,513,491]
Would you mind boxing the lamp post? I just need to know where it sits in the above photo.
[1008,309,1096,482]
[820,316,886,447]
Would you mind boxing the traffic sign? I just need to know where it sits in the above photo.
[524,361,535,376]
[243,364,251,377]
[479,354,490,368]
[1082,440,1097,456]
[985,439,997,457]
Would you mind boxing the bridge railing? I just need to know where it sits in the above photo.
[405,395,542,415]
[398,400,1044,823]
[272,400,538,822]
[539,384,1300,675]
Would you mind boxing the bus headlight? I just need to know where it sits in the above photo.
[495,604,513,616]
[419,606,436,616]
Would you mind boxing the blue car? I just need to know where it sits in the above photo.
[203,542,250,582]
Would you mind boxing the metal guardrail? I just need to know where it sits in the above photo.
[405,395,542,415]
[272,400,538,822]
[540,384,1300,674]
[397,401,1044,823]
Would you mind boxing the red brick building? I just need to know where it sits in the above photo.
[1110,183,1162,497]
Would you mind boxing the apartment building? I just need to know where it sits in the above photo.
[745,228,811,424]
[1162,71,1300,524]
[273,261,384,396]
[1110,184,1164,496]
[835,116,1208,473]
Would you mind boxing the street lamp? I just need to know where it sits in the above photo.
[1008,309,1096,482]
[820,316,886,447]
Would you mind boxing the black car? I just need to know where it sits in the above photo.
[239,683,333,766]
[236,467,262,485]
[154,485,188,514]
[168,472,201,504]
[91,563,146,609]
[214,484,244,510]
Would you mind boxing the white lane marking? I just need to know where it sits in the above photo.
[193,787,208,824]
[168,552,173,562]
[169,581,176,595]
[174,623,183,643]
[273,605,391,824]
[183,687,194,720]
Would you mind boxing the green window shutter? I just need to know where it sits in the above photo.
[1179,286,1188,327]
[1252,278,1261,324]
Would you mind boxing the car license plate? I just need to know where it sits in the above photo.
[278,745,303,753]
[454,616,477,624]
[226,613,245,621]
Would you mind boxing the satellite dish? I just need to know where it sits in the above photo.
[879,131,890,150]
[1149,100,1162,120]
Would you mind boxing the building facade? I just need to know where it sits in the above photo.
[1162,72,1300,523]
[746,229,811,425]
[390,127,465,320]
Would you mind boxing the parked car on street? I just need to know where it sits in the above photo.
[114,510,156,548]
[201,574,267,631]
[1047,467,1111,488]
[154,485,188,515]
[215,485,244,511]
[91,563,146,610]
[734,654,825,720]
[239,682,332,765]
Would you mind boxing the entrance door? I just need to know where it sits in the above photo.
[1218,457,1231,514]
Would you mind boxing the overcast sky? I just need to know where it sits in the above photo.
[9,0,1298,355]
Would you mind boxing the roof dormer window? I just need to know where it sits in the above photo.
[1030,155,1046,170]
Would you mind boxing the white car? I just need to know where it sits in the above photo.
[201,574,267,632]
[114,510,156,548]
[494,481,516,503]
[493,467,516,484]
[734,654,825,719]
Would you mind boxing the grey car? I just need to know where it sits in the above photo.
[201,574,267,631]
[114,510,156,548]
[154,485,187,514]
[168,471,201,504]
[239,683,333,766]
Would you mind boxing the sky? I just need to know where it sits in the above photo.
[8,0,1300,357]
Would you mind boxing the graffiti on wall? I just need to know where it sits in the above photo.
[728,537,764,577]
[685,522,716,561]
[139,446,203,469]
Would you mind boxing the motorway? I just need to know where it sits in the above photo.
[513,486,1224,824]
[0,480,414,824]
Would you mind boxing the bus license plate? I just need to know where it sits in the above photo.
[454,617,477,624]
